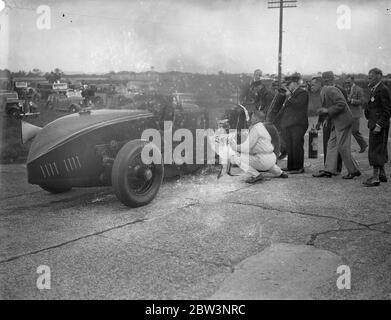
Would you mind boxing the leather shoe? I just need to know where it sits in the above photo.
[363,177,380,187]
[276,172,289,178]
[245,173,265,184]
[288,168,305,174]
[342,171,361,179]
[226,162,233,176]
[312,171,332,178]
[379,175,388,183]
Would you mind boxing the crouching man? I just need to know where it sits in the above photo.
[228,111,288,183]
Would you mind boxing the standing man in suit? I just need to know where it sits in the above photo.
[278,73,309,173]
[363,68,391,187]
[344,75,368,153]
[315,71,344,173]
[311,76,361,179]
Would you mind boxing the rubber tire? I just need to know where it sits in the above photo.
[40,185,72,194]
[9,109,20,119]
[111,140,163,207]
[94,96,103,107]
[69,104,80,113]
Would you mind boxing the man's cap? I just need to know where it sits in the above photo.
[322,71,334,81]
[283,72,301,84]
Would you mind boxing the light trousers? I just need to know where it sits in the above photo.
[230,152,282,177]
[324,125,359,174]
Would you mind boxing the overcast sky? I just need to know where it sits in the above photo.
[0,0,390,74]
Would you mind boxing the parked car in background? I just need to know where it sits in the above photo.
[47,89,84,113]
[0,90,39,118]
[92,84,133,109]
[13,81,28,98]
[0,91,24,118]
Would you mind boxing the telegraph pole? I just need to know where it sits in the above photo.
[267,0,297,88]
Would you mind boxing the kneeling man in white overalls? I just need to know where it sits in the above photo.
[229,111,288,183]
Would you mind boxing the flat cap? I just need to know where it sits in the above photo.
[284,72,301,83]
[322,71,334,81]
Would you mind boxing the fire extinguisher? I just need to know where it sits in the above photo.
[308,125,318,159]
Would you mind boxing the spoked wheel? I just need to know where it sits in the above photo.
[111,140,163,207]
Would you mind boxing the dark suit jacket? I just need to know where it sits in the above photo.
[279,87,309,129]
[348,84,364,118]
[266,92,286,124]
[258,86,274,112]
[223,105,248,131]
[320,85,353,131]
[318,84,348,128]
[240,81,274,112]
[335,84,348,100]
[365,81,391,130]
[240,80,263,111]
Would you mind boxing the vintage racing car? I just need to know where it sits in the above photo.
[23,94,208,207]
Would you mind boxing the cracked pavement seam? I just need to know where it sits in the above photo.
[306,228,367,246]
[96,234,236,273]
[0,199,206,265]
[228,201,391,250]
[0,191,114,212]
[0,217,147,264]
[228,201,391,234]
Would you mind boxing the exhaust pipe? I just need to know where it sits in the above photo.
[21,121,42,144]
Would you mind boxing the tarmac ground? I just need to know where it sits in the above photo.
[1,117,391,299]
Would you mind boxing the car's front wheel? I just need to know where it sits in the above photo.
[111,140,163,207]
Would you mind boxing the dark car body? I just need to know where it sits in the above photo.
[47,90,84,112]
[92,84,133,109]
[27,109,153,188]
[0,91,22,113]
[26,101,208,206]
[0,90,38,118]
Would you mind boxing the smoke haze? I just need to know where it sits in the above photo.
[1,0,390,74]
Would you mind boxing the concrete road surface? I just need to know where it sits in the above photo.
[1,122,391,299]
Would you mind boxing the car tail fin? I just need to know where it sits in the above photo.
[21,121,42,144]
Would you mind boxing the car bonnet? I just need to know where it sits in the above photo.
[27,109,152,163]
